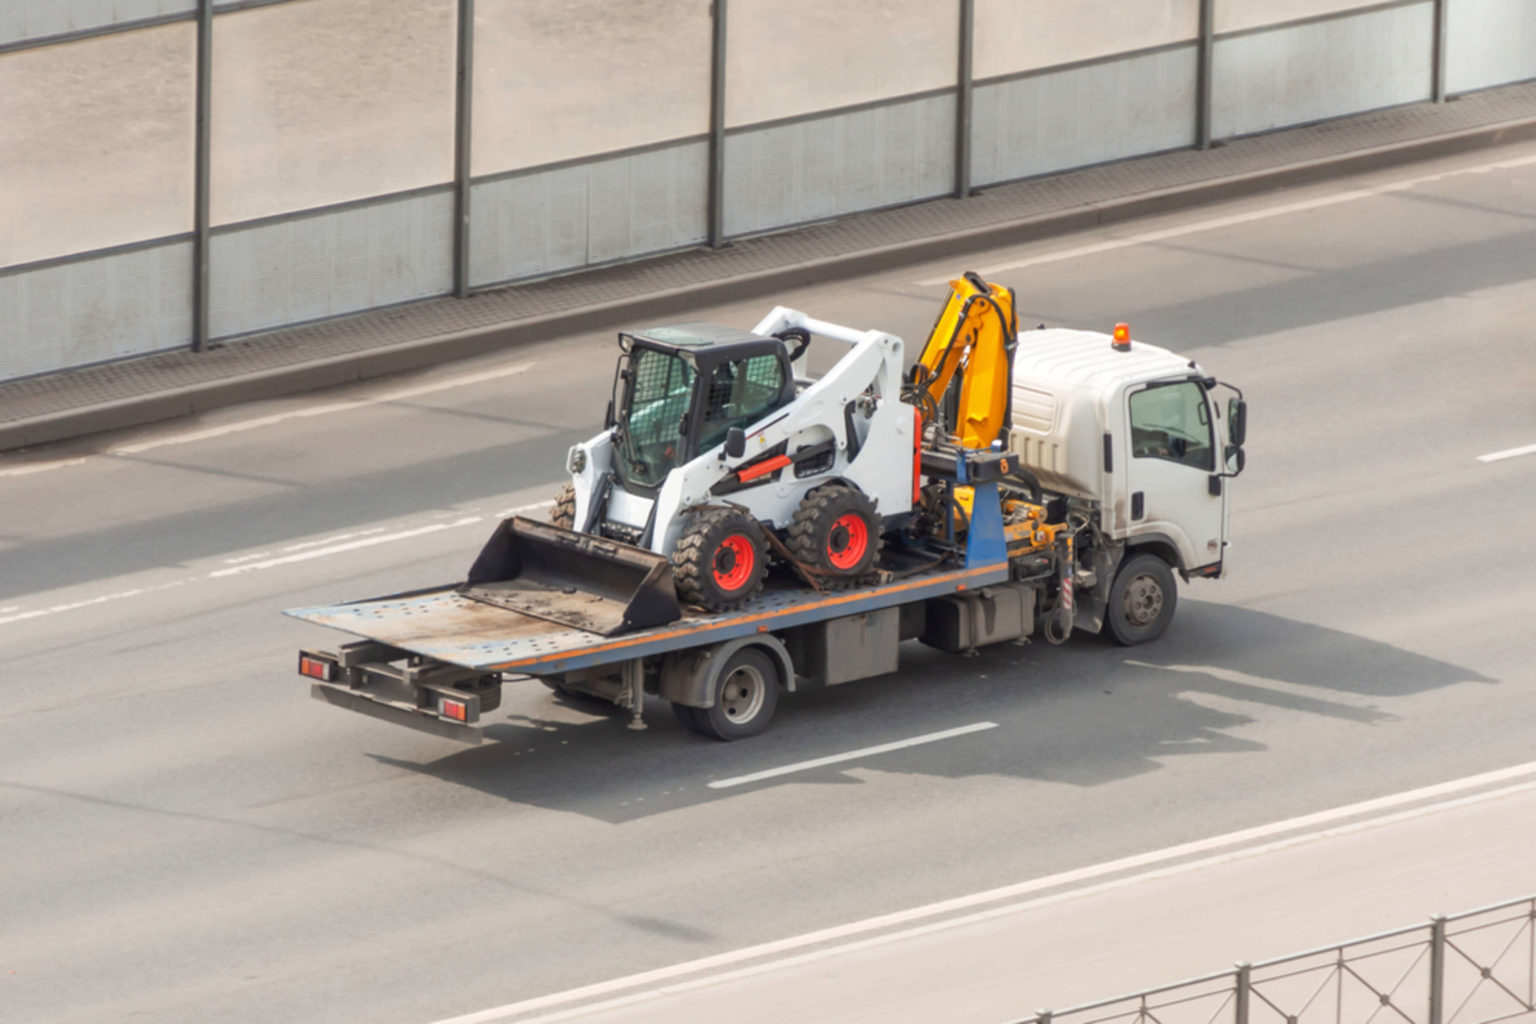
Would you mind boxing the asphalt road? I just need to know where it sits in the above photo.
[3,141,1534,1024]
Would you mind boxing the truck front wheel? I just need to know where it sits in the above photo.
[695,647,780,741]
[1104,553,1177,646]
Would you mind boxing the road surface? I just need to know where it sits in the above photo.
[2,140,1534,1024]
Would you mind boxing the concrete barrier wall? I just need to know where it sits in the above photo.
[0,243,192,379]
[1446,0,1536,94]
[972,46,1200,188]
[723,95,956,238]
[209,190,454,340]
[1212,1,1434,139]
[470,143,708,288]
[0,0,195,47]
[3,0,1535,380]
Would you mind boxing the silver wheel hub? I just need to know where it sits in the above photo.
[719,665,766,723]
[1122,573,1164,627]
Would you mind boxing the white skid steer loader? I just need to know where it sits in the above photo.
[458,276,1018,632]
[555,308,916,613]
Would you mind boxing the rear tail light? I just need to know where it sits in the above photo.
[440,697,468,722]
[299,654,337,682]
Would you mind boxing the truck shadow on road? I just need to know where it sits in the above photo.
[370,598,1493,823]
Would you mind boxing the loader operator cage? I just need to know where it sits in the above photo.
[609,326,796,494]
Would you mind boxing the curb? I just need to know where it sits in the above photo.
[5,113,1536,454]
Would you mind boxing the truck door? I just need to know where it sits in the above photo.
[1124,380,1226,573]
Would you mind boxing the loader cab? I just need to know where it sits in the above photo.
[608,323,795,495]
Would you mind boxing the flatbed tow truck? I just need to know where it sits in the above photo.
[291,522,1011,742]
[291,278,1247,742]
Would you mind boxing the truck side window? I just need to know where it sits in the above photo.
[1129,382,1214,471]
[700,354,785,451]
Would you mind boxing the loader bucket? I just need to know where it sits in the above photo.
[458,517,680,635]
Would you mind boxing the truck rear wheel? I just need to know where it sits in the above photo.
[695,647,780,741]
[1104,552,1177,646]
[550,483,576,530]
[786,484,882,587]
[672,509,768,612]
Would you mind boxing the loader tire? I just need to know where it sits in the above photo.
[672,509,768,612]
[550,483,576,530]
[786,484,882,587]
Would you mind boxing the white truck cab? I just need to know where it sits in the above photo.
[1008,325,1247,640]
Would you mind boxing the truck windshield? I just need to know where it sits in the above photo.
[614,346,696,490]
[1129,380,1214,471]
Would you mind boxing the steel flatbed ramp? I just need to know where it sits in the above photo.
[285,561,1009,675]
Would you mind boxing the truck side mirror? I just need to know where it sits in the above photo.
[725,427,746,459]
[1228,398,1247,448]
[1225,445,1246,476]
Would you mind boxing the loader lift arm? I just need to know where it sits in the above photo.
[907,271,1018,449]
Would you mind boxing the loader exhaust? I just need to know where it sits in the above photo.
[459,517,681,635]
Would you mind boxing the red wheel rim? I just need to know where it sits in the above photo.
[713,534,756,591]
[826,512,869,570]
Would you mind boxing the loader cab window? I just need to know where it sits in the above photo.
[698,353,786,453]
[614,346,696,489]
[1129,381,1214,471]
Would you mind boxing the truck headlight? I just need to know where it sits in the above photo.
[568,447,587,473]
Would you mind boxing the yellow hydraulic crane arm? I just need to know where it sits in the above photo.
[909,271,1018,449]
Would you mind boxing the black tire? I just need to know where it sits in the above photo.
[671,701,707,735]
[1103,552,1177,646]
[785,484,882,587]
[455,676,502,714]
[550,483,576,530]
[696,647,780,741]
[672,509,768,612]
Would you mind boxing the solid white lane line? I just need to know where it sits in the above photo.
[0,458,87,478]
[222,552,274,565]
[0,585,165,626]
[484,777,1536,1024]
[494,500,557,518]
[707,723,999,789]
[431,758,1536,1024]
[0,361,536,478]
[914,152,1536,286]
[1478,442,1536,463]
[207,516,484,577]
[281,527,388,552]
[0,508,504,629]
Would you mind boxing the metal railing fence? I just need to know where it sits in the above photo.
[1009,895,1536,1024]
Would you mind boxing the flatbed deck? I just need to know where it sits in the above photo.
[286,560,1010,676]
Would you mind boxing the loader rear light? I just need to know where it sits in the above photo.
[1112,323,1131,352]
[440,697,468,722]
[298,654,337,682]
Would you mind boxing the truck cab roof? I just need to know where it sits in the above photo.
[1012,327,1203,392]
[1008,327,1209,501]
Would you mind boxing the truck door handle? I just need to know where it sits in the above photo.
[1131,491,1144,520]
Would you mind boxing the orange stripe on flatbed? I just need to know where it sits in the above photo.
[489,563,1007,671]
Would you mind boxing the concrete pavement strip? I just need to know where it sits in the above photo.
[3,106,1536,454]
[436,772,1536,1024]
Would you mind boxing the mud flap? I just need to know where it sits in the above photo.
[459,517,681,635]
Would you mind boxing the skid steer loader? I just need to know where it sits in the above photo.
[461,275,1018,630]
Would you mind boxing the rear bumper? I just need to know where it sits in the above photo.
[310,681,484,744]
